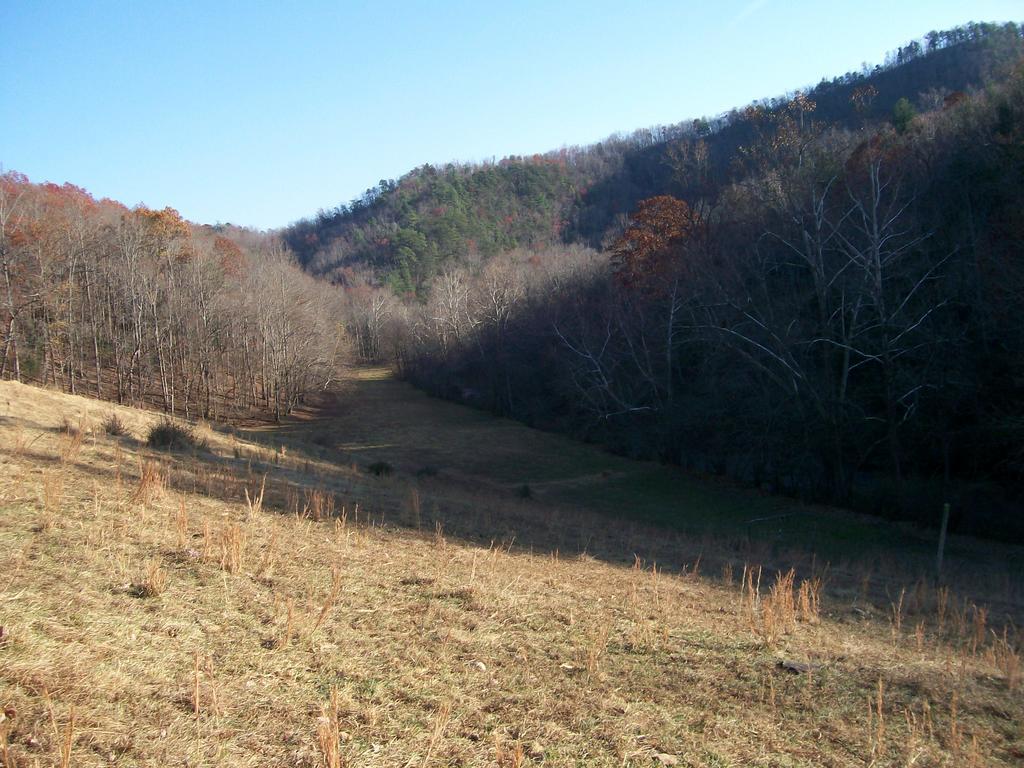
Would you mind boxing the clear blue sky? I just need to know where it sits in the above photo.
[2,1,1020,229]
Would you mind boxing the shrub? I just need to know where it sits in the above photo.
[366,460,393,477]
[102,413,131,437]
[147,419,195,450]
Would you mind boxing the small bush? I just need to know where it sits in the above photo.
[102,413,131,437]
[147,419,195,450]
[366,460,393,477]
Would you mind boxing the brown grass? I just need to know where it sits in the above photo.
[1,377,1022,766]
[218,522,246,574]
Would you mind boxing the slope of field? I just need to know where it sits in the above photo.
[258,369,1024,602]
[0,377,1022,766]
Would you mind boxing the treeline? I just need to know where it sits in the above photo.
[376,53,1024,541]
[0,177,343,421]
[288,22,1023,293]
[571,21,1024,245]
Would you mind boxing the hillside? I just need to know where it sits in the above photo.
[1,375,1023,765]
[342,23,1024,540]
[284,22,1023,290]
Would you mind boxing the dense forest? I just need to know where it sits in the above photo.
[286,22,1023,289]
[314,22,1024,540]
[4,22,1023,540]
[0,178,342,420]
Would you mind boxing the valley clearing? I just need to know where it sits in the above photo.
[0,370,1021,766]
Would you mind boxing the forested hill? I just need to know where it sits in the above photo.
[284,22,1023,292]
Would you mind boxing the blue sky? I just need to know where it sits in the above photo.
[2,1,1020,229]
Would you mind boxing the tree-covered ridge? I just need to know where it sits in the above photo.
[285,21,1023,290]
[286,159,577,294]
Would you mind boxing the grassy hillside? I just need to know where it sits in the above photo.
[1,373,1022,765]
[269,370,1022,587]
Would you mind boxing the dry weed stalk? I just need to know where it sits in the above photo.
[901,701,930,765]
[308,567,344,640]
[219,523,247,574]
[187,651,223,721]
[687,555,701,583]
[743,565,762,630]
[286,488,301,517]
[584,621,611,678]
[867,678,885,759]
[59,707,75,768]
[769,569,796,631]
[890,587,906,643]
[650,562,662,611]
[317,688,343,768]
[797,577,821,624]
[914,620,926,652]
[937,586,950,633]
[746,567,802,645]
[0,722,11,768]
[494,736,526,768]
[244,476,266,518]
[11,425,27,457]
[965,733,983,768]
[420,701,452,767]
[204,655,222,718]
[40,472,63,530]
[910,576,927,612]
[130,459,165,506]
[721,562,733,587]
[201,520,212,560]
[174,501,189,549]
[955,598,970,640]
[306,487,336,521]
[970,604,987,655]
[136,558,168,597]
[58,418,86,463]
[991,630,1021,691]
[948,691,961,754]
[43,689,74,768]
[194,650,202,718]
[258,531,280,579]
[278,597,296,649]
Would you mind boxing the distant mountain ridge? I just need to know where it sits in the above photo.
[284,21,1023,292]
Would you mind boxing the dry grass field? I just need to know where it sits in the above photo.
[1,374,1022,766]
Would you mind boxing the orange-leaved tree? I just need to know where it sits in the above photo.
[611,195,703,293]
